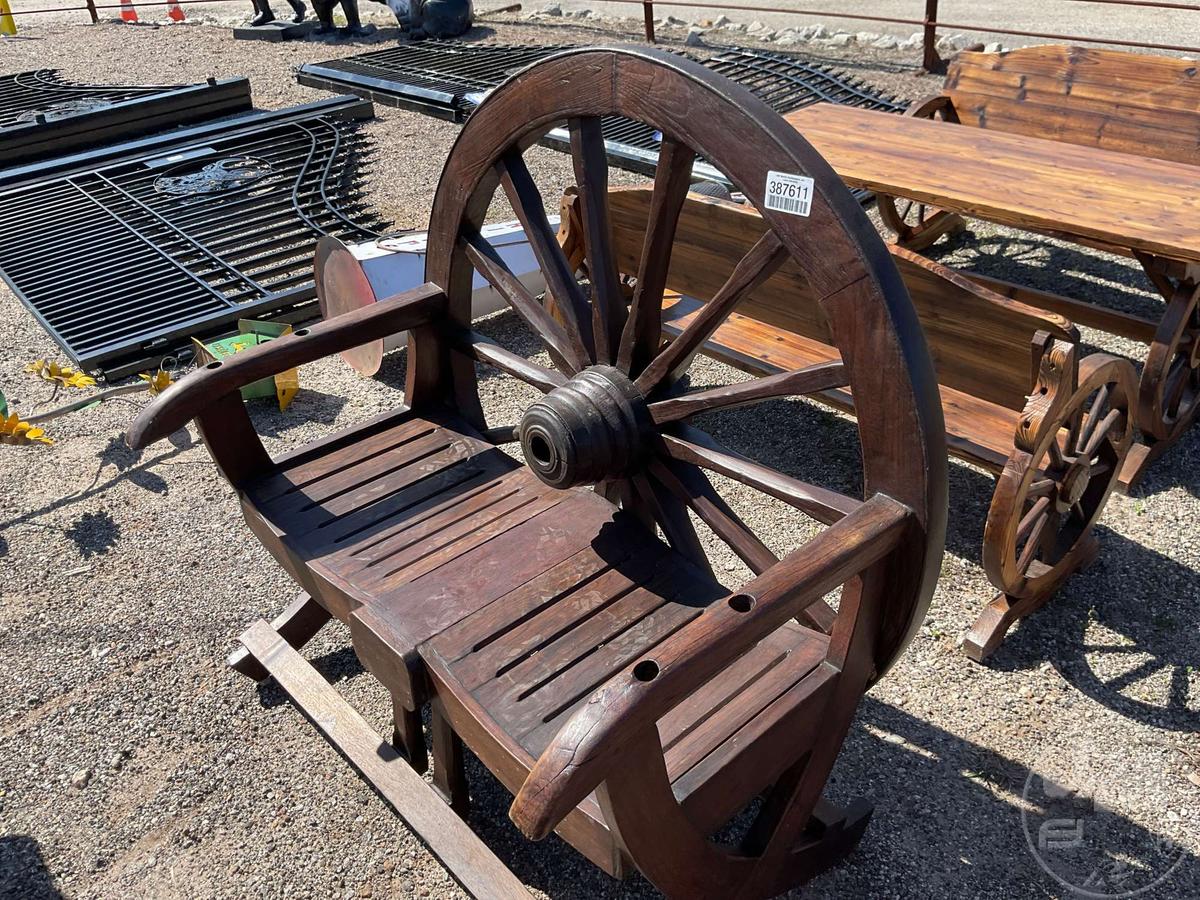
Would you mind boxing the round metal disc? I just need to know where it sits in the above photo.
[315,236,384,376]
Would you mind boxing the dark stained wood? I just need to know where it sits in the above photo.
[128,48,952,900]
[647,361,848,423]
[568,116,625,364]
[238,621,532,900]
[127,284,446,449]
[228,592,331,682]
[463,229,586,373]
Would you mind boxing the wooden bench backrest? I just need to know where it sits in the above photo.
[606,186,1076,411]
[944,46,1200,165]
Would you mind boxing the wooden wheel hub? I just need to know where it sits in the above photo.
[1056,459,1091,511]
[519,365,650,489]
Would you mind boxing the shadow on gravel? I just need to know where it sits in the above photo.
[0,835,63,900]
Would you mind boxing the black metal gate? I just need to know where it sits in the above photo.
[0,71,253,168]
[0,97,387,379]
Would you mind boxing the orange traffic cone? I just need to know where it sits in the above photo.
[120,0,139,22]
[166,0,185,20]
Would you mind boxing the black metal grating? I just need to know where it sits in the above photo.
[0,70,176,128]
[298,42,572,121]
[298,41,903,191]
[0,98,387,378]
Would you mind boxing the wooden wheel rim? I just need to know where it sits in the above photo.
[420,46,947,677]
[1139,280,1200,442]
[985,355,1133,598]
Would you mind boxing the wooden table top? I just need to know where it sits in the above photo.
[784,103,1200,264]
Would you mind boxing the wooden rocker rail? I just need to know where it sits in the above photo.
[584,185,1137,661]
[238,620,532,900]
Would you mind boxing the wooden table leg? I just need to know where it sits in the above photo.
[1122,271,1200,491]
[430,700,470,817]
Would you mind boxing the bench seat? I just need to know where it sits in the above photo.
[662,294,1018,473]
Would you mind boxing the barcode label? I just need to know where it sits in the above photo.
[763,171,814,217]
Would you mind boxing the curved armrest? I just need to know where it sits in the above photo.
[905,93,959,123]
[128,283,446,449]
[508,494,914,841]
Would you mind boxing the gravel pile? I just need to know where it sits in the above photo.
[1,20,1197,900]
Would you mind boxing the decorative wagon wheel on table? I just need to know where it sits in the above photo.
[130,48,947,900]
[973,340,1134,661]
[876,96,967,251]
[1139,278,1200,446]
[405,47,949,897]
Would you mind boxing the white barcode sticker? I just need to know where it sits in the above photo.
[763,171,814,217]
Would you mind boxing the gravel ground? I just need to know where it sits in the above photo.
[1,20,1198,900]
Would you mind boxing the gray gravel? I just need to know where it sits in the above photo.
[1,20,1198,900]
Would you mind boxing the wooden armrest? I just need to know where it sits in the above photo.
[127,283,447,449]
[508,494,913,841]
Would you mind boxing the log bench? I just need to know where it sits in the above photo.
[127,48,951,898]
[581,184,1137,661]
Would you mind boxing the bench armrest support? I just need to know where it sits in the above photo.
[508,494,914,841]
[128,283,447,450]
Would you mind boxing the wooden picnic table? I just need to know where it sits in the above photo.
[785,102,1200,489]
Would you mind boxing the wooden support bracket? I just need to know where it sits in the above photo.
[238,620,532,900]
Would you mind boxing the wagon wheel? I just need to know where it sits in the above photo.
[413,48,946,896]
[418,46,945,679]
[974,354,1134,661]
[876,96,965,251]
[1138,278,1200,445]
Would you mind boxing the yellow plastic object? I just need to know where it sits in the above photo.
[0,0,16,37]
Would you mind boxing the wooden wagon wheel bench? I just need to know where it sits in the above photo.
[572,185,1137,662]
[783,45,1200,491]
[129,48,948,899]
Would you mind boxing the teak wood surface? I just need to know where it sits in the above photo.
[783,103,1200,265]
[128,47,953,900]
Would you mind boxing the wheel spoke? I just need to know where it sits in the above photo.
[647,361,848,424]
[633,229,787,395]
[1015,495,1051,544]
[630,471,713,576]
[1081,407,1124,459]
[568,117,625,364]
[1026,477,1057,499]
[1046,434,1067,469]
[656,423,861,526]
[648,457,838,633]
[463,229,587,374]
[1162,353,1193,417]
[481,424,520,444]
[1073,383,1109,452]
[616,137,697,376]
[496,150,595,360]
[448,327,567,393]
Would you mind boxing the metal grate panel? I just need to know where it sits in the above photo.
[0,71,254,169]
[0,97,387,378]
[298,41,571,121]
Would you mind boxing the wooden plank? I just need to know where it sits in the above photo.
[238,620,532,900]
[784,103,1200,264]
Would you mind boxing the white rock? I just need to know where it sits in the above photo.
[539,3,561,15]
[773,28,801,45]
[685,27,705,46]
[820,32,853,48]
[855,31,877,44]
[984,41,1003,53]
[809,24,830,39]
[712,14,730,27]
[71,768,93,789]
[872,35,899,50]
[746,19,768,33]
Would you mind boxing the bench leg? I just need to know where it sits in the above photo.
[391,695,429,775]
[228,592,331,682]
[430,700,470,817]
[965,533,1100,662]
